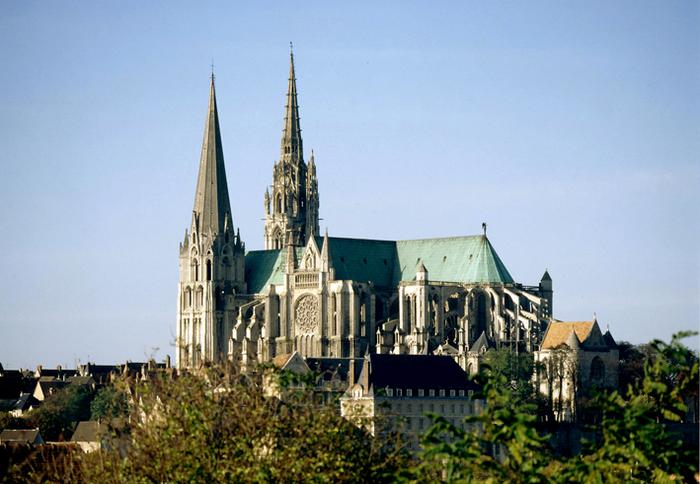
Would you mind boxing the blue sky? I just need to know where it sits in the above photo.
[1,1,698,368]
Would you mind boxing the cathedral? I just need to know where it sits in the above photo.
[175,50,559,371]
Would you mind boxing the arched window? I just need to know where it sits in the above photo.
[222,257,230,279]
[192,259,199,281]
[590,356,605,383]
[206,260,212,281]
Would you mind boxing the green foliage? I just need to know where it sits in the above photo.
[412,366,554,483]
[481,348,540,409]
[82,365,410,483]
[25,383,94,441]
[0,411,28,432]
[90,385,129,421]
[559,332,699,483]
[411,332,698,483]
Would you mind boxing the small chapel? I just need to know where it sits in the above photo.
[174,49,618,390]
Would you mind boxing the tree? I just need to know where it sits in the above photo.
[413,366,555,483]
[90,385,129,421]
[559,332,699,482]
[25,383,94,441]
[82,364,410,483]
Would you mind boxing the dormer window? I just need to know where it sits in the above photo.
[406,389,412,397]
[418,389,424,397]
[450,390,456,397]
[386,388,393,397]
[458,390,465,397]
[439,389,445,397]
[396,389,402,397]
[429,389,435,397]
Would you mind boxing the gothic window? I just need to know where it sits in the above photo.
[222,257,230,279]
[276,194,283,213]
[192,259,200,281]
[206,260,212,281]
[590,356,605,383]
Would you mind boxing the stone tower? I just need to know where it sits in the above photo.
[264,47,320,249]
[176,75,246,369]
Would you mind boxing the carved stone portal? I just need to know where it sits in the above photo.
[295,295,319,335]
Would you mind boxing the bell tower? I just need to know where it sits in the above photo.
[264,45,320,249]
[177,74,246,369]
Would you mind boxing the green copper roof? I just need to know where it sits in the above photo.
[245,247,305,294]
[245,235,514,294]
[315,237,397,287]
[395,235,514,285]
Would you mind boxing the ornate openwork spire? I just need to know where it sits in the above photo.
[280,42,303,161]
[192,76,232,235]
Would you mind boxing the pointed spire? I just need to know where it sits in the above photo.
[321,229,332,272]
[280,43,303,160]
[565,330,580,350]
[192,76,232,235]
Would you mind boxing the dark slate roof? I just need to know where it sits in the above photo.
[245,234,515,294]
[366,354,478,392]
[603,330,617,349]
[0,376,28,399]
[71,421,102,443]
[469,331,495,353]
[306,358,363,384]
[0,429,43,444]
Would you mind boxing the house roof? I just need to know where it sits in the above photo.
[306,357,363,384]
[71,421,102,443]
[244,234,515,294]
[364,354,479,392]
[0,429,43,444]
[540,320,611,350]
[469,331,495,353]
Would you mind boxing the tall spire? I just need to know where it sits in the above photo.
[192,75,232,235]
[281,42,303,160]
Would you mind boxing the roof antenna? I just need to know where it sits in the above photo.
[482,222,487,235]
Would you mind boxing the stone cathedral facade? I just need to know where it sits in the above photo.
[176,51,559,371]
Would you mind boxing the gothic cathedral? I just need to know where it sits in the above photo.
[175,50,617,379]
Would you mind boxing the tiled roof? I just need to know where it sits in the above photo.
[541,320,610,350]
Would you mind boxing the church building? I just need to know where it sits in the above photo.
[176,50,566,372]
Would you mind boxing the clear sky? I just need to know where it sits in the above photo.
[1,1,698,369]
